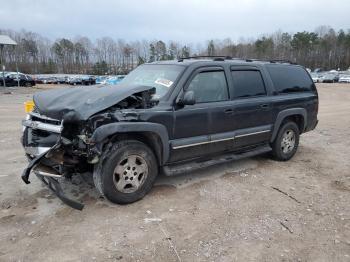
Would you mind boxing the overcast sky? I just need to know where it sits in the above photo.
[1,0,349,43]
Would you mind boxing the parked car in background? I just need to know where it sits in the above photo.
[68,76,83,85]
[338,74,350,83]
[42,77,57,84]
[81,76,96,85]
[95,76,107,84]
[320,73,339,83]
[56,77,67,84]
[34,76,45,84]
[310,73,321,83]
[103,75,125,85]
[0,72,35,87]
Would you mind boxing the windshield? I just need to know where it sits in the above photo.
[121,64,184,98]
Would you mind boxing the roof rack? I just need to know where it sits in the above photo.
[177,56,295,64]
[245,58,295,64]
[178,56,233,62]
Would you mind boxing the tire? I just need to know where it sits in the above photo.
[93,140,158,204]
[25,82,32,87]
[271,121,300,161]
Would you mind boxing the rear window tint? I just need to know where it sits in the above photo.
[266,65,314,93]
[231,70,266,98]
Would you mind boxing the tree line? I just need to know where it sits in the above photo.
[1,25,349,75]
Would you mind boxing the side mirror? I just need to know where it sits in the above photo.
[180,90,195,106]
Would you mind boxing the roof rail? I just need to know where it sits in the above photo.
[245,58,295,64]
[178,56,233,62]
[177,56,296,64]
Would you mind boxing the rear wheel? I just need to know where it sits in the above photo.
[93,140,158,204]
[271,121,299,161]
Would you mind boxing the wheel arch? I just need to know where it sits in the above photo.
[270,108,307,142]
[91,122,170,165]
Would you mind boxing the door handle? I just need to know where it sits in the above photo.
[259,104,270,109]
[224,109,234,114]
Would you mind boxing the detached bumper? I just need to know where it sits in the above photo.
[24,146,51,158]
[21,113,85,210]
[35,174,84,211]
[21,153,85,210]
[21,143,85,211]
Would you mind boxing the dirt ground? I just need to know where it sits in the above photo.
[0,83,349,262]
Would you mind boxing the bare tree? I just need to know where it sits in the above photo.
[1,26,350,74]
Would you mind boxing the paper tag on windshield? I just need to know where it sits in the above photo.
[155,78,173,88]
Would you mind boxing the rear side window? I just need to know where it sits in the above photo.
[266,65,314,93]
[231,70,266,98]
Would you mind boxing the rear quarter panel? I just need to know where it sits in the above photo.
[270,92,318,132]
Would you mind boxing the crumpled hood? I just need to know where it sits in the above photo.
[33,84,154,121]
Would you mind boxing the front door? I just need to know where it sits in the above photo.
[169,67,230,163]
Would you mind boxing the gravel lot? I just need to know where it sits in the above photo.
[0,83,349,262]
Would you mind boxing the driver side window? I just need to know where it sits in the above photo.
[187,71,229,103]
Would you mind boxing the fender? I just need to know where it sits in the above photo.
[91,122,170,165]
[270,108,307,142]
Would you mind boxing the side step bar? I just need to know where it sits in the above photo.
[162,144,271,176]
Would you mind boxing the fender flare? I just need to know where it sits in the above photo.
[270,108,307,142]
[91,122,170,165]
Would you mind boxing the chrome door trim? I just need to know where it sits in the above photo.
[171,126,271,149]
[235,129,271,138]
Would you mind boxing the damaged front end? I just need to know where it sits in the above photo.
[21,87,157,210]
[21,113,86,210]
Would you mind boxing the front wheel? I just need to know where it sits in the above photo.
[271,121,300,161]
[93,140,158,204]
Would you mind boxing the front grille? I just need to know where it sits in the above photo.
[30,112,61,126]
[32,128,51,138]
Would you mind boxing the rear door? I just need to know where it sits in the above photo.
[225,66,274,149]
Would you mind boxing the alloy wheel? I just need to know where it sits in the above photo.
[281,129,296,154]
[113,154,148,193]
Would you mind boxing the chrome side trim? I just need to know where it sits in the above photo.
[172,140,211,149]
[172,129,271,149]
[172,136,236,149]
[22,119,63,133]
[235,130,271,138]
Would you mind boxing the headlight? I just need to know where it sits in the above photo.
[24,100,35,113]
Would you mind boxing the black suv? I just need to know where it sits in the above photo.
[1,72,36,87]
[21,57,318,209]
